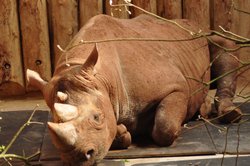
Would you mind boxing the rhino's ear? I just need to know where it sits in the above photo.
[26,69,48,91]
[27,69,53,107]
[82,44,98,74]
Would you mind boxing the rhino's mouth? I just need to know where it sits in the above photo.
[60,145,106,166]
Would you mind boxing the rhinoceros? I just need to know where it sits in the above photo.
[27,14,242,165]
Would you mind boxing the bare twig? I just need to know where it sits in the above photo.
[204,122,219,153]
[183,99,248,133]
[111,2,196,35]
[206,36,248,52]
[109,0,250,45]
[0,105,43,164]
[238,81,250,95]
[219,26,250,42]
[58,0,250,56]
[190,62,250,97]
[199,116,227,131]
[232,0,250,15]
[234,119,249,165]
[66,36,203,51]
[220,126,230,166]
[184,76,208,86]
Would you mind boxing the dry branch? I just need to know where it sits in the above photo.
[61,0,250,54]
[56,0,250,102]
[0,105,43,165]
[232,0,250,15]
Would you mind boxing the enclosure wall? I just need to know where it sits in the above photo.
[0,0,249,96]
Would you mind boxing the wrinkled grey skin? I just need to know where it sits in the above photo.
[27,14,242,166]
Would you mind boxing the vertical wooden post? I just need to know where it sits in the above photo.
[157,0,182,19]
[79,0,103,27]
[212,0,250,86]
[231,0,250,41]
[212,0,232,30]
[47,0,78,68]
[230,0,250,85]
[183,0,210,29]
[131,0,157,17]
[19,0,51,91]
[0,0,25,97]
[105,0,130,19]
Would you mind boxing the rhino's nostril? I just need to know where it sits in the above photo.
[85,149,94,160]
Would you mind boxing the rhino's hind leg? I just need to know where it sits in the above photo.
[152,91,188,146]
[110,124,131,149]
[209,36,242,123]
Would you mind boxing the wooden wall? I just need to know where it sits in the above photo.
[0,0,249,97]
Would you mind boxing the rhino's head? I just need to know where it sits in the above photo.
[27,46,117,165]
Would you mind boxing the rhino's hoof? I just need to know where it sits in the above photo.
[111,124,131,149]
[119,131,132,149]
[219,106,242,123]
[111,131,131,149]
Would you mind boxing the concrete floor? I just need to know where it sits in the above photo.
[0,92,48,112]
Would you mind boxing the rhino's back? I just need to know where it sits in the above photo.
[56,14,209,72]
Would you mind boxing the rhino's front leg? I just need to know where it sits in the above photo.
[209,36,242,123]
[110,124,131,149]
[152,91,188,146]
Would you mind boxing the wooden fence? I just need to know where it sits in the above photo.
[0,0,249,97]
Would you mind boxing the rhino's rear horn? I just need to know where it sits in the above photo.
[57,91,68,102]
[48,122,77,146]
[54,103,78,122]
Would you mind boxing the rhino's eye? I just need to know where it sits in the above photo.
[89,113,104,129]
[93,114,99,122]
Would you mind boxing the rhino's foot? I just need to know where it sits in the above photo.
[110,124,131,149]
[199,98,212,119]
[152,123,180,147]
[217,99,242,123]
[218,106,242,123]
[152,91,187,147]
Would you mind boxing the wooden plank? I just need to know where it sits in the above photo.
[31,160,64,166]
[106,122,216,159]
[183,0,210,29]
[47,0,78,68]
[212,0,232,30]
[79,0,103,27]
[105,0,130,19]
[157,0,182,19]
[32,160,125,166]
[131,0,157,17]
[230,0,250,86]
[211,0,250,87]
[134,156,250,166]
[19,0,51,92]
[0,0,25,97]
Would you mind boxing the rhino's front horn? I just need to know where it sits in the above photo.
[48,122,77,146]
[54,103,78,122]
[57,91,68,102]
